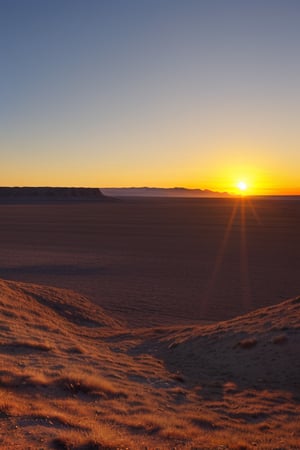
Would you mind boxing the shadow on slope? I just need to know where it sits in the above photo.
[130,296,300,399]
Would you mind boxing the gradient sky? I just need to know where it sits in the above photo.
[1,0,300,194]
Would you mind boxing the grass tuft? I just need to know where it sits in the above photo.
[236,338,257,349]
[55,371,127,398]
[272,334,288,344]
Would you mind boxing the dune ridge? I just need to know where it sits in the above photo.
[0,278,299,448]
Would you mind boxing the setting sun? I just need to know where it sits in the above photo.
[237,181,248,192]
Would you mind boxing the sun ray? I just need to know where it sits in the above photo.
[245,196,262,225]
[201,194,262,319]
[201,199,239,315]
[240,197,252,310]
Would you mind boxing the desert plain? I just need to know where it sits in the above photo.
[0,195,300,449]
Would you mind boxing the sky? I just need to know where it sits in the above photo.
[1,0,300,195]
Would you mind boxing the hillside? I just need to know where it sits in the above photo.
[0,279,299,449]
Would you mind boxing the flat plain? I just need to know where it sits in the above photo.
[0,197,300,327]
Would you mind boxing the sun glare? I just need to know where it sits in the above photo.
[237,181,248,193]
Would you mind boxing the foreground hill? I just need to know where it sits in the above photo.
[140,296,300,389]
[0,187,107,203]
[0,279,299,449]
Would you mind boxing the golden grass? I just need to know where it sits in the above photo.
[0,279,300,448]
[0,400,12,418]
[11,339,55,351]
[54,371,127,398]
[52,424,132,450]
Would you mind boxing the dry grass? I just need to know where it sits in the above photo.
[0,279,299,448]
[11,339,55,352]
[236,337,257,349]
[272,333,288,344]
[0,369,49,389]
[0,400,12,418]
[54,371,127,398]
[52,424,132,450]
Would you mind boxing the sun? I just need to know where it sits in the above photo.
[237,181,248,193]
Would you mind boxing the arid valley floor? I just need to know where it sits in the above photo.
[0,197,300,448]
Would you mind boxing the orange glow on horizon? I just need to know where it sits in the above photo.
[1,157,300,196]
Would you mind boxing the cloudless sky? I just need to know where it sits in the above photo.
[1,0,300,194]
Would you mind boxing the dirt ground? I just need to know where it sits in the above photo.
[0,197,299,327]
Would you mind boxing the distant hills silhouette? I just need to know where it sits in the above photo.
[0,187,107,203]
[101,187,229,197]
[0,187,230,203]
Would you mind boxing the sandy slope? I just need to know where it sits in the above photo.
[0,279,299,449]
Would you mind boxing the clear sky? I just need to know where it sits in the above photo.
[1,0,300,194]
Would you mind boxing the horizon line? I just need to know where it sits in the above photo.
[1,186,300,197]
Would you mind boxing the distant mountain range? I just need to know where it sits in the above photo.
[101,187,229,197]
[0,187,230,203]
